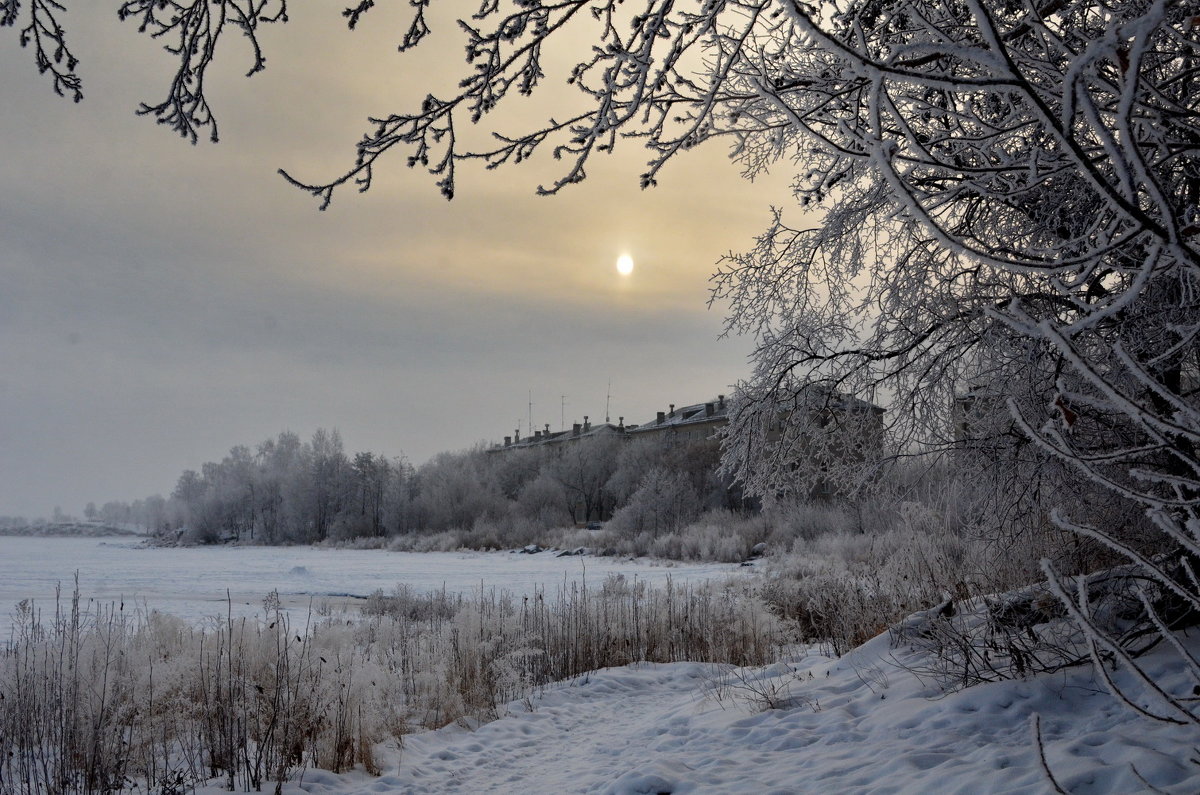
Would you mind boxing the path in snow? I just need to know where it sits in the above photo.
[234,631,1200,794]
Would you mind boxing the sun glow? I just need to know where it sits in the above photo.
[616,254,634,275]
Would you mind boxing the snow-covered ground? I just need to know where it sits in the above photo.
[0,535,746,637]
[197,630,1200,794]
[9,536,1198,793]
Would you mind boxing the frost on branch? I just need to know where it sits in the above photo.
[707,0,1200,737]
[116,0,288,144]
[280,0,792,206]
[2,0,83,101]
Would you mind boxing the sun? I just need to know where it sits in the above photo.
[616,254,635,275]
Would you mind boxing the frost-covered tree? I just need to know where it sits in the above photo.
[607,467,701,539]
[346,451,389,538]
[303,428,349,542]
[412,447,507,533]
[515,471,574,530]
[548,436,622,523]
[381,455,417,534]
[607,435,736,512]
[254,430,304,544]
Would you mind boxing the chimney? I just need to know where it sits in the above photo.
[545,423,551,435]
[504,436,512,446]
[534,430,542,440]
[514,428,520,442]
[618,416,624,430]
[657,411,665,425]
[573,423,581,436]
[718,394,726,409]
[583,415,591,432]
[669,403,675,416]
[705,403,714,417]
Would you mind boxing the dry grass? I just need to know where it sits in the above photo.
[1,576,786,793]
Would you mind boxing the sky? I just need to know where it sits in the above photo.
[0,3,796,518]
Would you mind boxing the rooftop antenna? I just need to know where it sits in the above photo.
[605,379,612,424]
[528,390,533,439]
[561,394,567,432]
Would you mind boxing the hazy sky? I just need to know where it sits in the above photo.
[1,4,795,517]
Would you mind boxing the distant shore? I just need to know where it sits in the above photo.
[0,522,144,538]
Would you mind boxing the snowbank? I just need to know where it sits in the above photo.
[197,627,1200,794]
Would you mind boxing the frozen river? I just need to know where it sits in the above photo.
[0,535,747,637]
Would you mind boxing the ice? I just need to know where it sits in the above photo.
[0,535,742,637]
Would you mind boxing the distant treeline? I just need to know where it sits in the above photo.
[101,429,747,547]
[0,517,140,538]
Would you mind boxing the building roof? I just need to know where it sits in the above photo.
[626,398,730,436]
[490,421,625,452]
[489,387,881,451]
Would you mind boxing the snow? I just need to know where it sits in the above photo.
[0,535,745,638]
[8,536,1198,793]
[191,628,1200,794]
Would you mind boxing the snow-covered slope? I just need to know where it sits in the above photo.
[198,628,1200,794]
